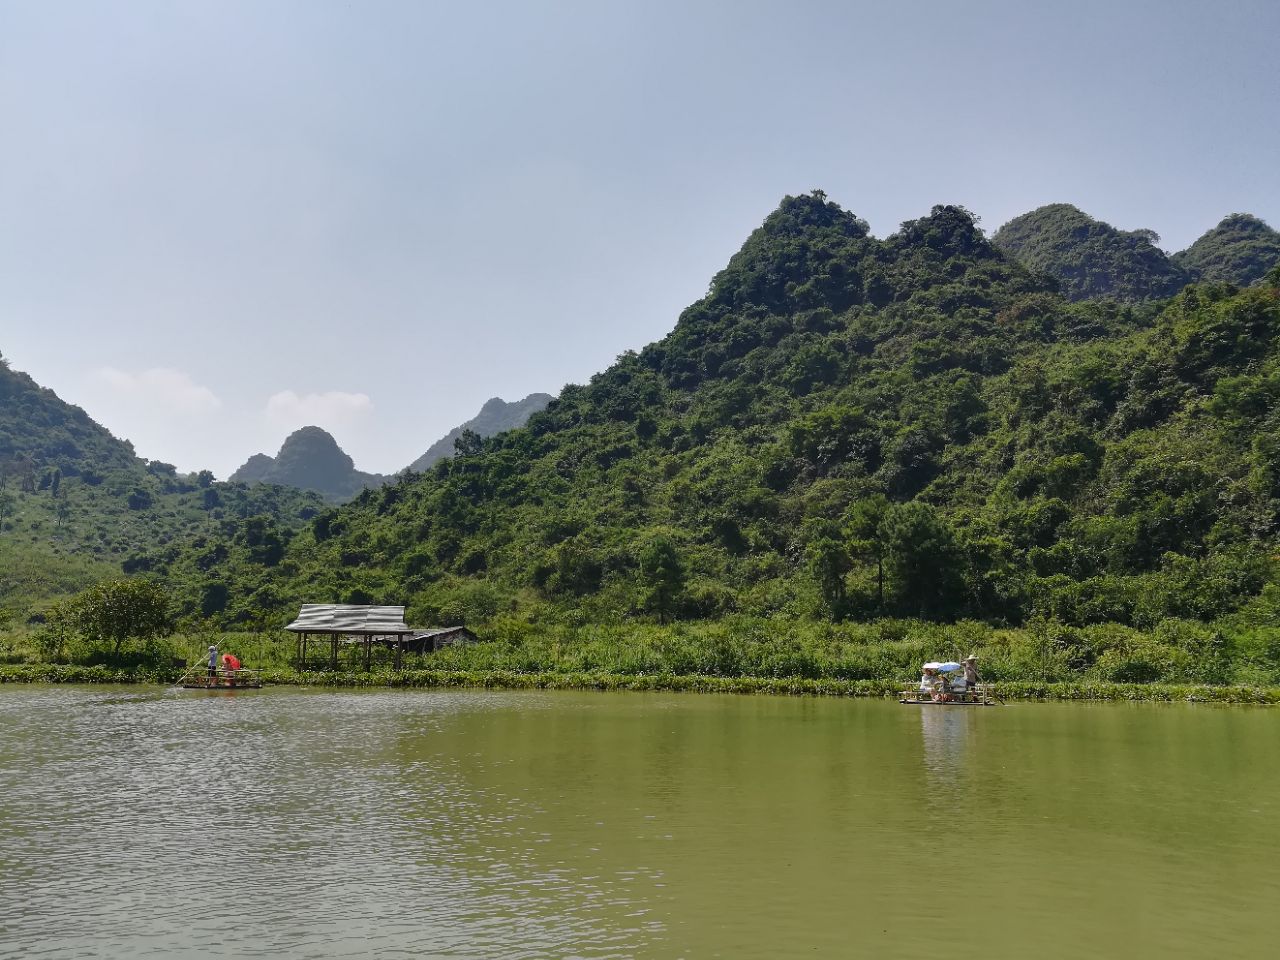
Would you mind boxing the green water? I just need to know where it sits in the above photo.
[0,687,1275,958]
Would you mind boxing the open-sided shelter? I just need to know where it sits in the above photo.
[285,604,412,670]
[401,626,479,653]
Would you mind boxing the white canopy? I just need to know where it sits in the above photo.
[923,661,964,673]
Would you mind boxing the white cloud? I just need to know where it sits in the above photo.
[264,390,373,432]
[94,366,222,413]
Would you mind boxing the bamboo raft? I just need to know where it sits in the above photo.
[899,683,997,706]
[179,668,263,690]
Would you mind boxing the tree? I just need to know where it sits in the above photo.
[62,579,174,656]
[544,540,603,596]
[453,429,484,457]
[0,491,13,529]
[639,534,685,623]
[50,468,61,498]
[55,496,71,530]
[845,495,890,609]
[201,581,231,617]
[806,534,851,619]
[882,502,964,617]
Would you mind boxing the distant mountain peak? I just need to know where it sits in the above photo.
[889,203,993,259]
[276,426,353,470]
[231,426,383,502]
[1174,213,1280,287]
[992,204,1188,302]
[407,393,554,473]
[231,452,275,484]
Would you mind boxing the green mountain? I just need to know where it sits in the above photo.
[227,395,556,504]
[0,352,323,621]
[992,203,1190,302]
[1173,214,1280,287]
[151,194,1280,636]
[230,427,387,503]
[230,453,276,485]
[18,194,1280,641]
[408,393,555,472]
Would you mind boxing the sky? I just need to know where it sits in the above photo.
[2,0,1278,477]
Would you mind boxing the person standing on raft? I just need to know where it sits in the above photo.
[207,644,219,679]
[963,655,980,690]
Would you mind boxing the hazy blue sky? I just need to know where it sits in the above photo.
[3,0,1278,476]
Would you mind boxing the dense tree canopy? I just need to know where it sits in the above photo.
[991,203,1190,302]
[1173,214,1280,287]
[122,192,1280,635]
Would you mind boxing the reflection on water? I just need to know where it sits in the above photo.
[918,705,978,821]
[1,688,1277,959]
[919,704,972,777]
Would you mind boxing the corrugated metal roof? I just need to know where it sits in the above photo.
[412,627,476,639]
[367,627,477,643]
[285,604,410,635]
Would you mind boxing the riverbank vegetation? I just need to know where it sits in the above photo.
[4,610,1280,701]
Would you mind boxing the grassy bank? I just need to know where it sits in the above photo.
[4,614,1280,702]
[2,662,1278,703]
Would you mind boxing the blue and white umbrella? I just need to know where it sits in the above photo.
[923,661,964,673]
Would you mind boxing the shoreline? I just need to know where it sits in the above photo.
[1,664,1278,703]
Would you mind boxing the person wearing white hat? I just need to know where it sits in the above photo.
[207,644,219,679]
[963,654,980,691]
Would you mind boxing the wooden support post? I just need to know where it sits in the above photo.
[364,636,371,672]
[302,633,308,669]
[330,635,338,671]
[395,636,403,670]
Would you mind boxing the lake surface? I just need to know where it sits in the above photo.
[0,687,1275,958]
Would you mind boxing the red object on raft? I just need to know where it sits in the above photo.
[221,653,241,670]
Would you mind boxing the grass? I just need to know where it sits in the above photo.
[3,615,1280,702]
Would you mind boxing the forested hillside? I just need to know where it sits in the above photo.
[0,353,322,621]
[149,193,1280,635]
[991,204,1190,301]
[1174,214,1280,287]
